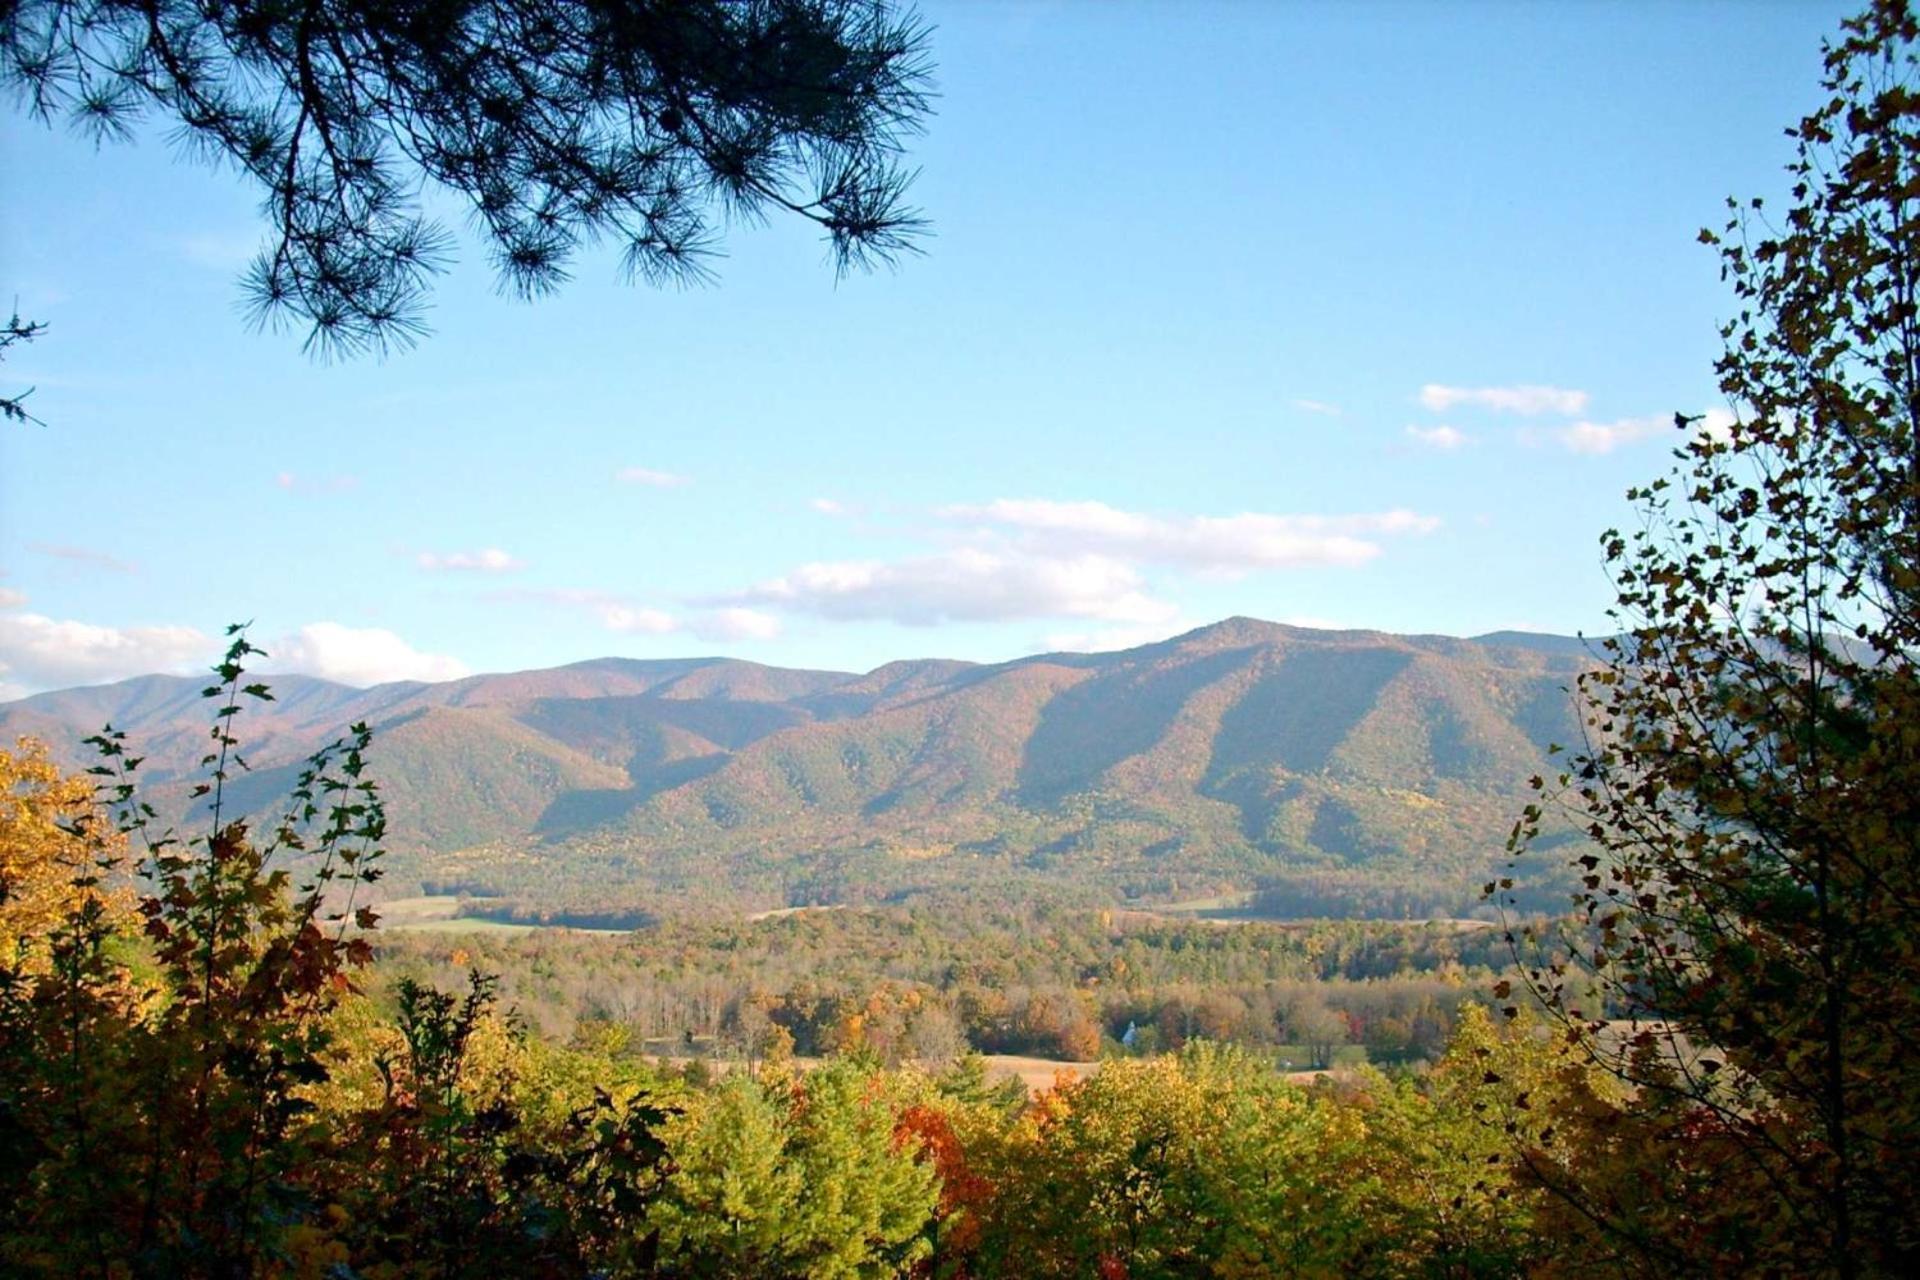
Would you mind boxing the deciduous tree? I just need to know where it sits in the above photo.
[0,737,123,971]
[1502,3,1920,1272]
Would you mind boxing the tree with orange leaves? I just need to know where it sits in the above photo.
[897,1101,994,1275]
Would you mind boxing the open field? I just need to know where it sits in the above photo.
[981,1054,1098,1094]
[636,1047,1367,1098]
[1151,892,1261,915]
[373,895,631,936]
[1134,893,1502,932]
[634,1050,1097,1096]
[746,904,849,922]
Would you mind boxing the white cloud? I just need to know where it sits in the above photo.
[1551,414,1671,455]
[1522,408,1738,455]
[735,547,1179,627]
[264,623,470,687]
[944,498,1439,574]
[1697,407,1739,443]
[810,498,850,516]
[0,613,211,690]
[601,605,680,634]
[604,604,782,642]
[0,587,25,608]
[275,471,359,495]
[28,542,138,573]
[491,589,780,646]
[415,547,526,573]
[718,498,1438,631]
[1405,424,1469,450]
[692,607,783,642]
[1419,383,1589,416]
[1551,408,1751,458]
[1042,618,1195,653]
[616,466,691,488]
[1291,399,1342,417]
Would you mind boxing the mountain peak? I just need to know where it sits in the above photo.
[0,617,1595,920]
[1168,616,1392,650]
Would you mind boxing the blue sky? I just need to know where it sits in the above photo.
[0,0,1853,695]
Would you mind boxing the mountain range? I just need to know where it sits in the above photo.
[0,618,1598,922]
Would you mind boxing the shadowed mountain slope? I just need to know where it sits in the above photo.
[2,619,1592,917]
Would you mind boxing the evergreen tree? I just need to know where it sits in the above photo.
[1,0,933,356]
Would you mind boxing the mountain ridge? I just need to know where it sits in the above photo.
[1,618,1595,919]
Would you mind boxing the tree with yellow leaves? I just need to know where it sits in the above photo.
[0,736,125,973]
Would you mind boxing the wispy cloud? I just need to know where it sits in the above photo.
[1291,398,1342,417]
[1419,383,1589,416]
[1537,408,1735,456]
[275,471,360,495]
[809,497,878,521]
[616,466,691,488]
[0,587,25,608]
[1548,415,1669,455]
[492,588,783,644]
[489,586,649,630]
[715,497,1439,631]
[599,604,680,634]
[604,603,782,642]
[1405,424,1469,450]
[497,495,1441,642]
[694,607,783,642]
[28,542,138,574]
[731,548,1178,628]
[415,547,526,573]
[942,498,1440,574]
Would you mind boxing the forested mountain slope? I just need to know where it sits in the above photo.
[2,619,1595,918]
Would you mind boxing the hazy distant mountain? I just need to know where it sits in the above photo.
[1,619,1595,919]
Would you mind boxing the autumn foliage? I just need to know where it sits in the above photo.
[1499,2,1920,1274]
[9,6,1920,1273]
[0,638,1651,1278]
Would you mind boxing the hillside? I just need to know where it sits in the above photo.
[1,619,1598,919]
